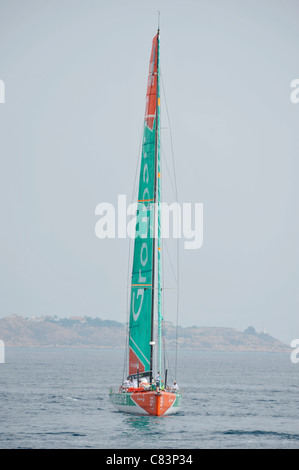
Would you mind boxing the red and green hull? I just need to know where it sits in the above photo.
[109,390,182,416]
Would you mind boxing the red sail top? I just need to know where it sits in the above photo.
[144,34,158,131]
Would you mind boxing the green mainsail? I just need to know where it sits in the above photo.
[128,31,160,379]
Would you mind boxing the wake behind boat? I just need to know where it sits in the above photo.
[109,26,182,416]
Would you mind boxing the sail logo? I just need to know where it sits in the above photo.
[132,288,144,321]
[290,79,299,104]
[0,79,5,104]
[95,195,203,250]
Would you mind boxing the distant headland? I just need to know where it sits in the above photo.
[0,315,289,352]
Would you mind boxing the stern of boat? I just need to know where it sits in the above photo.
[109,389,182,416]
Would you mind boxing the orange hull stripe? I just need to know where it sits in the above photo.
[130,391,176,416]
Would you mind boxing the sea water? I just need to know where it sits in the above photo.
[0,348,298,449]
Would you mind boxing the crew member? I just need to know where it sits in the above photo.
[171,381,179,392]
[155,371,161,388]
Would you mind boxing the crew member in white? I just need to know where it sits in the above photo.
[122,377,130,389]
[171,381,179,392]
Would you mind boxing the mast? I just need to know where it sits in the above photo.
[150,26,161,384]
[156,27,162,382]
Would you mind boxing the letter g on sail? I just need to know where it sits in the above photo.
[132,288,144,321]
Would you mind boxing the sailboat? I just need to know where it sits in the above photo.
[109,26,182,416]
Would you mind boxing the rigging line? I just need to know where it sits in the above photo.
[159,166,180,378]
[174,229,180,380]
[160,145,178,286]
[163,237,178,285]
[162,308,169,380]
[122,298,129,381]
[160,154,179,382]
[174,242,180,381]
[162,232,175,383]
[161,143,178,202]
[161,68,180,381]
[161,168,167,376]
[160,70,179,202]
[162,240,174,379]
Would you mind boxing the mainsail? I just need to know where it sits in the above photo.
[128,32,160,378]
[109,26,182,417]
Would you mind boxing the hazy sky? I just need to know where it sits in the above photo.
[0,0,298,344]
